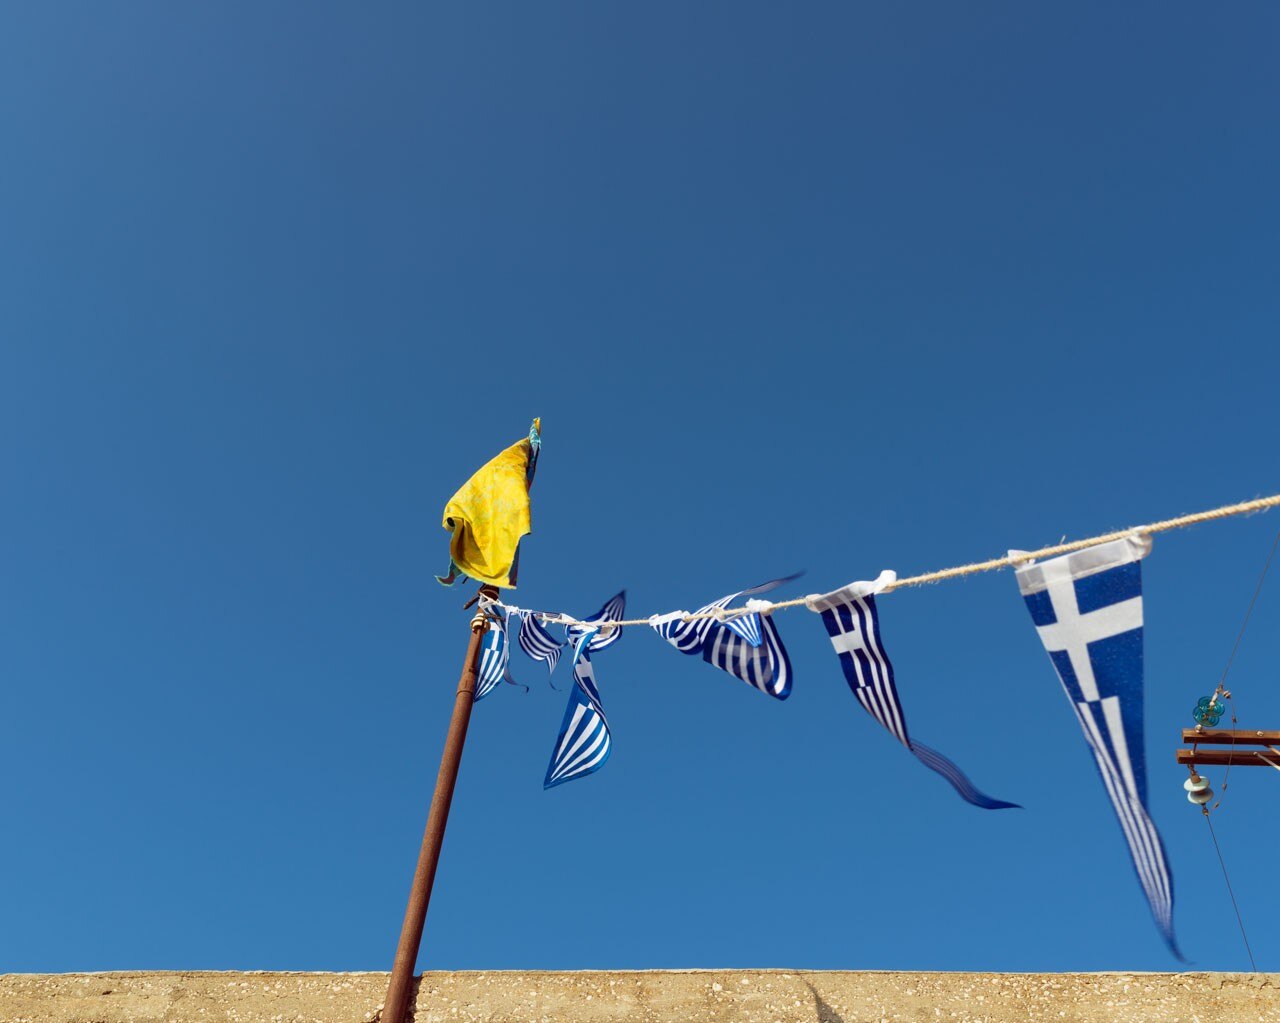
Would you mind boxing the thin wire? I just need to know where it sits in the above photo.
[1203,812,1257,972]
[1194,527,1277,963]
[1207,525,1279,812]
[1207,694,1238,813]
[513,492,1280,629]
[1219,526,1280,685]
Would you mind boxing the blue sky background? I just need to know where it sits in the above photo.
[2,2,1278,974]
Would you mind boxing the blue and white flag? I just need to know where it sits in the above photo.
[806,571,1018,811]
[651,574,800,699]
[567,590,627,653]
[544,630,612,788]
[1014,534,1180,957]
[515,590,625,685]
[517,611,565,680]
[475,609,522,702]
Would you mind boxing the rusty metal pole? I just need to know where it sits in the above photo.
[381,589,494,1023]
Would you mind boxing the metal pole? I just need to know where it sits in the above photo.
[382,590,493,1023]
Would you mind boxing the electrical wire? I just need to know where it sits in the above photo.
[1203,812,1257,972]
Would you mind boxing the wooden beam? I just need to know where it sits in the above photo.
[1177,727,1280,742]
[1180,729,1280,744]
[1176,748,1280,767]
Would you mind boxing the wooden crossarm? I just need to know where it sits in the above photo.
[1180,729,1280,745]
[1176,748,1280,767]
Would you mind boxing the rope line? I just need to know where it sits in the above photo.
[509,493,1280,630]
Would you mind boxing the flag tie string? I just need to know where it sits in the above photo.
[492,493,1280,630]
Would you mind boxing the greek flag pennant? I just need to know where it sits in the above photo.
[651,574,801,700]
[806,571,1018,811]
[474,608,523,702]
[1014,535,1181,957]
[544,630,612,788]
[544,592,627,789]
[517,611,565,679]
[567,590,627,653]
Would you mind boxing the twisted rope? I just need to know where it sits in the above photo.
[506,493,1280,630]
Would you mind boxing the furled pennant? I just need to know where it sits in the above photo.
[567,590,627,653]
[544,593,627,788]
[1013,535,1181,957]
[806,571,1018,810]
[650,574,800,699]
[518,612,564,679]
[515,589,626,688]
[437,418,541,588]
[474,607,526,701]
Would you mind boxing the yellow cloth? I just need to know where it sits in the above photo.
[441,427,537,588]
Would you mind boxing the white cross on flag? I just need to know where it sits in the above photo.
[1015,534,1181,959]
[806,571,1017,810]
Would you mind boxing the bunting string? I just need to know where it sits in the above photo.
[492,493,1280,629]
[454,424,1278,958]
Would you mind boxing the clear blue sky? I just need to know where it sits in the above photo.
[2,2,1277,974]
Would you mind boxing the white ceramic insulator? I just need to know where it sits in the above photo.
[1184,776,1211,793]
[1187,788,1214,805]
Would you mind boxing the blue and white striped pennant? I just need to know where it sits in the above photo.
[721,611,765,647]
[652,574,800,700]
[475,608,522,702]
[806,571,1018,811]
[544,630,612,789]
[567,590,627,653]
[703,611,794,698]
[1014,535,1181,959]
[517,611,565,680]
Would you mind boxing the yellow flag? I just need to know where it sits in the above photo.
[438,419,540,589]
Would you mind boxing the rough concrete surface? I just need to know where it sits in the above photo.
[0,971,1276,1023]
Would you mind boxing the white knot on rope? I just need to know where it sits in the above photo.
[744,598,775,615]
[716,606,757,623]
[803,569,898,610]
[560,614,591,629]
[477,593,509,623]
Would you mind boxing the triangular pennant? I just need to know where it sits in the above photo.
[1014,535,1180,958]
[567,590,627,653]
[652,575,800,700]
[474,609,522,701]
[544,630,612,789]
[517,611,565,680]
[806,571,1018,811]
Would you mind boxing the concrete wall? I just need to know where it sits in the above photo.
[1,971,1276,1023]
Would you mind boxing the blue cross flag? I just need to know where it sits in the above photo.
[1015,534,1181,958]
[807,571,1017,811]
